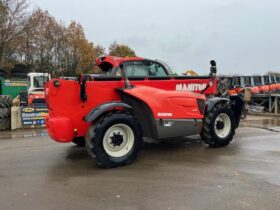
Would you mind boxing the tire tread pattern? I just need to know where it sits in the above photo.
[201,103,235,148]
[87,111,142,168]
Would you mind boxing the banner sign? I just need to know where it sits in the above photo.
[21,106,48,127]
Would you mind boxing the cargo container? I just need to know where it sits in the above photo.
[0,78,28,98]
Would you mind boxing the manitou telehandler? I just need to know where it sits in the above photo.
[45,56,244,168]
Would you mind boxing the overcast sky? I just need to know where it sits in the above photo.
[30,0,280,75]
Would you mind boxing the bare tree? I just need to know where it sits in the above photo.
[0,2,134,76]
[0,0,28,64]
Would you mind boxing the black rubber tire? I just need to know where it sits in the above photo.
[201,103,235,148]
[86,112,143,168]
[0,108,11,119]
[0,95,13,108]
[0,71,7,78]
[11,64,28,74]
[72,137,86,147]
[10,72,27,78]
[0,117,11,131]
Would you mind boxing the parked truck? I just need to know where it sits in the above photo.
[19,72,50,106]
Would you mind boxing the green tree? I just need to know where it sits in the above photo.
[109,42,136,57]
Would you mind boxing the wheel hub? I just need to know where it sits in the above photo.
[103,124,135,158]
[214,113,231,138]
[110,132,124,147]
[216,120,225,130]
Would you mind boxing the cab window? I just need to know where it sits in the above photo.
[254,77,261,86]
[115,61,168,77]
[245,77,251,87]
[264,76,270,84]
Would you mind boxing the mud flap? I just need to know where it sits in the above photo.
[230,95,245,128]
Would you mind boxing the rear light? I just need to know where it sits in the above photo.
[53,80,60,87]
[45,87,49,96]
[197,99,205,114]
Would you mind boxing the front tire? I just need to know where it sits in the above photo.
[201,103,235,148]
[86,112,143,168]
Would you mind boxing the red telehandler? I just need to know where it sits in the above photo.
[45,56,244,168]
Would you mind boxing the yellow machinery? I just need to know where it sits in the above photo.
[183,70,198,76]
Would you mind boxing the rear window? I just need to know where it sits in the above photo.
[115,61,168,77]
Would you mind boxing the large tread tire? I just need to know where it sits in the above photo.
[10,72,27,78]
[0,108,11,119]
[72,137,86,147]
[0,95,13,108]
[0,71,7,78]
[0,118,11,131]
[86,112,143,168]
[201,103,235,148]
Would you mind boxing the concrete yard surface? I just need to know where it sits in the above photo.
[0,115,280,210]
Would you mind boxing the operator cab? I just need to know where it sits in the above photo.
[28,72,51,93]
[94,56,171,77]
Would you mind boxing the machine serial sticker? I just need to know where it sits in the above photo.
[157,113,173,117]
[176,83,207,91]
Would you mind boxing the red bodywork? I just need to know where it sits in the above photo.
[45,56,216,143]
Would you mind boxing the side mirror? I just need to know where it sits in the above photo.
[210,60,217,76]
[210,60,216,67]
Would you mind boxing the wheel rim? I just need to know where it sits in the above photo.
[214,113,231,138]
[103,124,135,158]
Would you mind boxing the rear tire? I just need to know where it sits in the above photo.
[0,117,11,131]
[201,103,235,148]
[86,112,143,168]
[0,95,13,108]
[10,72,27,78]
[0,108,11,119]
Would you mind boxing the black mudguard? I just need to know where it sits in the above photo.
[206,96,244,129]
[84,102,132,123]
[206,97,230,113]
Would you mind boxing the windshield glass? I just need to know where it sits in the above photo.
[33,76,49,88]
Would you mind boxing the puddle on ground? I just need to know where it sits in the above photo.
[244,118,280,127]
[0,129,48,140]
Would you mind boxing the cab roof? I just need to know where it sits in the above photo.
[95,56,144,67]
